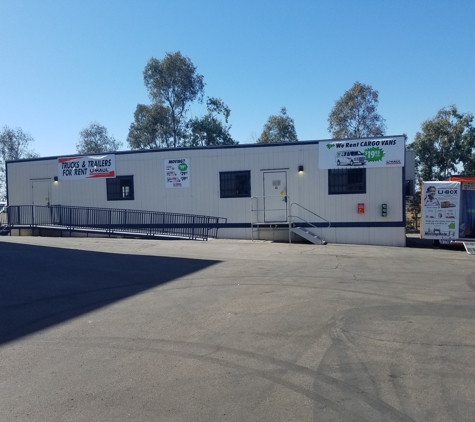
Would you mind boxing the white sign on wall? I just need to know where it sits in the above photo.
[165,158,190,188]
[462,182,475,190]
[58,155,115,180]
[318,136,406,169]
[421,181,460,240]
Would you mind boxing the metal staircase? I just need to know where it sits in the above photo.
[250,195,290,241]
[288,203,330,245]
[250,197,330,245]
[291,226,327,245]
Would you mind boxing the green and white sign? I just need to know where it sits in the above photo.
[318,136,405,169]
[165,158,190,188]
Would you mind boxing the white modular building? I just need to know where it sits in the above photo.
[6,136,408,246]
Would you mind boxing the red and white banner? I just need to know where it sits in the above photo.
[58,154,115,180]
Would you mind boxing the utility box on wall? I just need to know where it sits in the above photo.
[357,203,365,214]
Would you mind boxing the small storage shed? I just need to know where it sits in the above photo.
[6,136,407,246]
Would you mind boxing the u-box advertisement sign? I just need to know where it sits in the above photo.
[318,136,406,169]
[421,181,461,240]
[58,154,116,180]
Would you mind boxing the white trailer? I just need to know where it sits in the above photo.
[6,136,407,246]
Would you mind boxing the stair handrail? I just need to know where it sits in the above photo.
[289,203,331,227]
[251,195,290,241]
[251,195,290,214]
[288,202,331,244]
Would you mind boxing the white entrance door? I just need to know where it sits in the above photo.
[263,171,287,222]
[31,180,51,206]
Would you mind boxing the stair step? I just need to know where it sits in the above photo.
[291,227,327,245]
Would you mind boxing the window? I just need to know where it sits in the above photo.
[328,168,366,195]
[220,171,251,198]
[107,176,134,200]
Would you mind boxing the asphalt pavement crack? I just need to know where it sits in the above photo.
[335,256,356,280]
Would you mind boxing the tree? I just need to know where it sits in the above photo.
[410,105,475,181]
[76,122,122,154]
[328,81,386,139]
[0,126,39,199]
[187,97,237,147]
[406,190,421,231]
[143,52,205,148]
[257,107,298,144]
[127,104,172,149]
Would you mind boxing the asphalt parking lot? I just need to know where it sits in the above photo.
[1,236,475,422]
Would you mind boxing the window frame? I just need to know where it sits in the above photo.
[219,170,251,198]
[328,168,366,195]
[106,175,135,201]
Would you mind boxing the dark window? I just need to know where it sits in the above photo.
[107,176,134,201]
[328,168,366,195]
[220,171,251,198]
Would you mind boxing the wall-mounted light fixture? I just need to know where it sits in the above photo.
[298,165,304,173]
[53,176,58,182]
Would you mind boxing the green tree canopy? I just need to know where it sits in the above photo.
[410,105,475,181]
[0,126,39,199]
[143,52,205,148]
[76,122,122,154]
[187,97,237,147]
[127,104,172,149]
[128,52,236,150]
[257,107,298,144]
[328,81,386,139]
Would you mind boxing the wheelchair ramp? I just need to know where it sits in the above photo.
[5,205,225,241]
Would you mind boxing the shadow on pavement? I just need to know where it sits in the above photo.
[406,235,466,251]
[405,235,434,248]
[0,242,220,346]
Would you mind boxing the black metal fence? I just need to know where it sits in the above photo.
[6,205,226,240]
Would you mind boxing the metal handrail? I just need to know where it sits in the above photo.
[251,195,289,241]
[0,206,9,235]
[6,205,225,241]
[289,202,331,227]
[251,195,289,212]
[288,202,331,244]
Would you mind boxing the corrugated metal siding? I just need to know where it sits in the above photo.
[6,141,406,246]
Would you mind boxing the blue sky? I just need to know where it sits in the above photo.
[1,0,474,158]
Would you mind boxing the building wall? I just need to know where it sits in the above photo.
[6,140,406,246]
